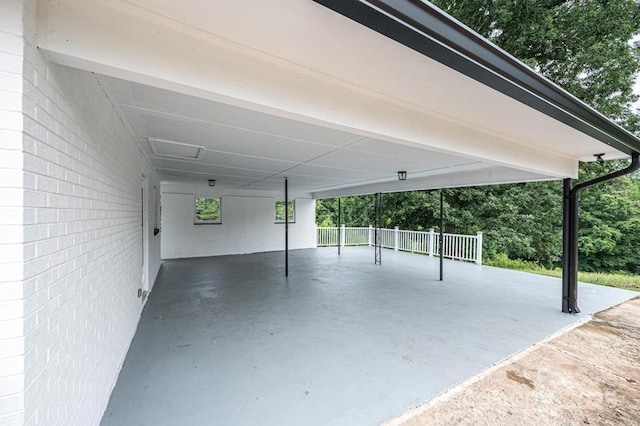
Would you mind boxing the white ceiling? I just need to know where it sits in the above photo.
[102,75,502,195]
[39,0,629,197]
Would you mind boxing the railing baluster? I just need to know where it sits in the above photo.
[316,227,481,262]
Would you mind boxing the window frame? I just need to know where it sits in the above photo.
[274,199,295,223]
[194,196,222,225]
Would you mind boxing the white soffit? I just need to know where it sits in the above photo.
[85,0,622,161]
[96,74,553,196]
[35,0,632,196]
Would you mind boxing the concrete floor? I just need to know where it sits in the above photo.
[390,296,640,425]
[100,248,637,426]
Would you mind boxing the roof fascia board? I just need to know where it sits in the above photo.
[313,0,640,156]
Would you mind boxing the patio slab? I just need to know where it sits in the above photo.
[100,247,637,425]
[388,296,640,425]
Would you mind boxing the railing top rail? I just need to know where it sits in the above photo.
[317,226,479,238]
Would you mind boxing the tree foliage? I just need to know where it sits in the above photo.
[317,0,640,273]
[432,0,640,129]
[195,197,221,222]
[275,200,295,222]
[578,163,640,272]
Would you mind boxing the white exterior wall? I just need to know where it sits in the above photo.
[0,1,163,425]
[161,189,316,259]
[0,1,27,424]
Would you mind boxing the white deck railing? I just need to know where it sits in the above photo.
[317,226,483,264]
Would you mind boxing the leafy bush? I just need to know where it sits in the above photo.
[484,253,547,272]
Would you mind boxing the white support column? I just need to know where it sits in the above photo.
[394,226,399,251]
[340,224,346,248]
[476,232,483,265]
[368,225,373,246]
[428,228,435,256]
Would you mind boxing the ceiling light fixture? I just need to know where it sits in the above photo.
[208,179,216,187]
[398,171,407,181]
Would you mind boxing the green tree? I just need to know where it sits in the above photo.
[431,0,640,128]
[275,201,295,222]
[195,197,221,222]
[429,0,640,271]
[318,1,640,273]
[315,197,338,227]
[577,162,640,272]
[317,192,441,229]
[443,182,563,267]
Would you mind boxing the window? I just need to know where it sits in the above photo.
[195,197,221,224]
[275,200,295,223]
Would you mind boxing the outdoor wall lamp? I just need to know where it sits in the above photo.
[397,171,407,181]
[208,179,216,187]
[594,153,605,164]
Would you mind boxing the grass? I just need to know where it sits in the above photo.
[485,254,640,292]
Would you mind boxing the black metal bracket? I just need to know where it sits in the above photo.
[562,153,640,313]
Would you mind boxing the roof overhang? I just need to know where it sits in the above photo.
[34,0,640,199]
[314,0,640,157]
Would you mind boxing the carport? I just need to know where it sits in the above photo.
[100,248,637,425]
[4,1,640,425]
[37,0,640,307]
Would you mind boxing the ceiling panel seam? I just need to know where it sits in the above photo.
[118,103,365,149]
[86,1,584,163]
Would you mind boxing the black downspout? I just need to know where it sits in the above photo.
[562,178,572,312]
[562,153,640,313]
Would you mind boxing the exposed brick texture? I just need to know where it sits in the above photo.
[1,1,162,425]
[0,1,27,424]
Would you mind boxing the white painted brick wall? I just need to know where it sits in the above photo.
[0,0,26,425]
[161,187,317,259]
[0,1,162,425]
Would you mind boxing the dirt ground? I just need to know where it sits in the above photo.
[386,296,640,426]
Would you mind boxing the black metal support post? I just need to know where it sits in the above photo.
[338,197,341,256]
[285,177,289,277]
[439,189,444,281]
[375,193,382,265]
[562,178,573,313]
[562,153,640,313]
